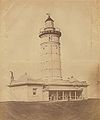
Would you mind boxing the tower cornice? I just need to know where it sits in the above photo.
[39,29,61,38]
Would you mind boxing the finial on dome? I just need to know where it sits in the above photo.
[45,13,54,22]
[46,13,50,18]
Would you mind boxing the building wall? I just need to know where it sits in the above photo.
[42,90,49,101]
[82,87,88,99]
[9,84,87,101]
[9,85,27,101]
[9,85,44,101]
[27,85,43,101]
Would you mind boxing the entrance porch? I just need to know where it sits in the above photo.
[49,90,82,101]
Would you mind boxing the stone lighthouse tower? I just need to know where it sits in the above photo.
[39,14,62,81]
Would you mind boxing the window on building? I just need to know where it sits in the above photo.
[33,88,37,95]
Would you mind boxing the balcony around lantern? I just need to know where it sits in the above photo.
[39,27,61,38]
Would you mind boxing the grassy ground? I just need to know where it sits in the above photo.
[0,99,100,120]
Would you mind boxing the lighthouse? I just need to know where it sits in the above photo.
[39,14,62,81]
[9,14,88,101]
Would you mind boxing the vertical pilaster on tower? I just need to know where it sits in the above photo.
[39,14,62,81]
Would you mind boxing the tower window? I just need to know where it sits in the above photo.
[56,45,58,49]
[33,88,37,95]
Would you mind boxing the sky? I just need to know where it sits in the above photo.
[0,0,100,100]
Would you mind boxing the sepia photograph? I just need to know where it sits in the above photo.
[0,0,100,120]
